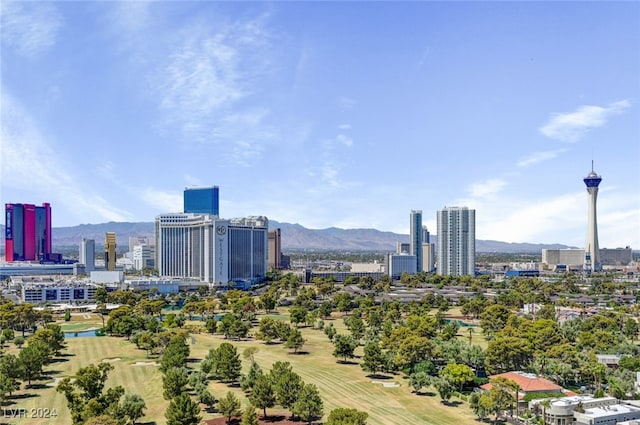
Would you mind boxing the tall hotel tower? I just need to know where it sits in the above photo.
[105,232,117,271]
[410,210,423,272]
[436,206,476,276]
[184,186,219,216]
[583,163,602,272]
[4,203,52,262]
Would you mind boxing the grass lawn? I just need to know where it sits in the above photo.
[5,310,477,425]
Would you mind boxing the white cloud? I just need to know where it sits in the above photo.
[0,90,132,224]
[111,0,151,33]
[540,100,631,143]
[140,188,182,213]
[477,192,585,243]
[467,179,507,198]
[336,134,354,147]
[0,1,63,58]
[338,124,352,130]
[147,13,279,166]
[517,149,567,167]
[339,96,357,110]
[184,175,203,187]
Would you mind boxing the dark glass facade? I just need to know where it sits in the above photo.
[4,203,51,262]
[184,187,219,216]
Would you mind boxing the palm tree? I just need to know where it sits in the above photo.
[539,399,551,425]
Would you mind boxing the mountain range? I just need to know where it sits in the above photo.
[0,222,574,253]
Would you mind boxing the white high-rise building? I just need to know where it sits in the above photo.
[155,213,268,285]
[410,210,423,272]
[79,238,95,273]
[583,163,602,272]
[436,206,476,276]
[133,245,155,270]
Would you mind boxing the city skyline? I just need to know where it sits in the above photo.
[1,2,639,249]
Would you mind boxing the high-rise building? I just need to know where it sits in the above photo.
[184,186,219,216]
[386,253,417,279]
[268,228,282,270]
[105,232,117,271]
[80,238,95,272]
[155,213,268,284]
[583,163,602,272]
[410,210,423,272]
[421,226,435,272]
[436,206,476,276]
[4,203,52,262]
[133,245,155,270]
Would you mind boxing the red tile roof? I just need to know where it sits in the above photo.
[480,371,564,394]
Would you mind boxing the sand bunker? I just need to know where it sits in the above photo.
[371,380,400,388]
[133,361,159,366]
[101,357,121,363]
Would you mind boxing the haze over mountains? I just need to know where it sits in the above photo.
[1,222,575,253]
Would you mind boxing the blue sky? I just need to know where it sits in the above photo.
[1,1,639,249]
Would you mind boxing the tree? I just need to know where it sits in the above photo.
[485,336,533,375]
[333,293,353,314]
[360,341,386,376]
[30,324,65,355]
[326,407,369,425]
[332,334,357,363]
[488,377,519,420]
[324,322,337,341]
[217,391,241,424]
[0,354,22,399]
[160,335,190,372]
[249,374,276,418]
[319,301,333,319]
[197,386,216,411]
[469,392,493,421]
[241,361,263,393]
[624,317,639,341]
[0,372,19,404]
[165,393,202,425]
[346,315,365,342]
[269,361,293,385]
[18,341,48,385]
[216,342,242,383]
[285,328,306,353]
[256,318,279,344]
[163,367,189,400]
[241,405,260,425]
[275,371,303,418]
[292,383,324,425]
[243,347,259,363]
[289,307,308,328]
[480,305,513,337]
[408,372,431,394]
[119,393,146,425]
[260,292,277,313]
[432,377,455,403]
[205,317,218,334]
[394,335,435,372]
[95,286,109,304]
[57,363,128,425]
[439,363,475,391]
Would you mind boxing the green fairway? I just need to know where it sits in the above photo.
[7,311,476,425]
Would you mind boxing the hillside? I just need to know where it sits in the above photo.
[0,222,574,253]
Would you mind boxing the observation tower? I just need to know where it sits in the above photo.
[583,162,602,273]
